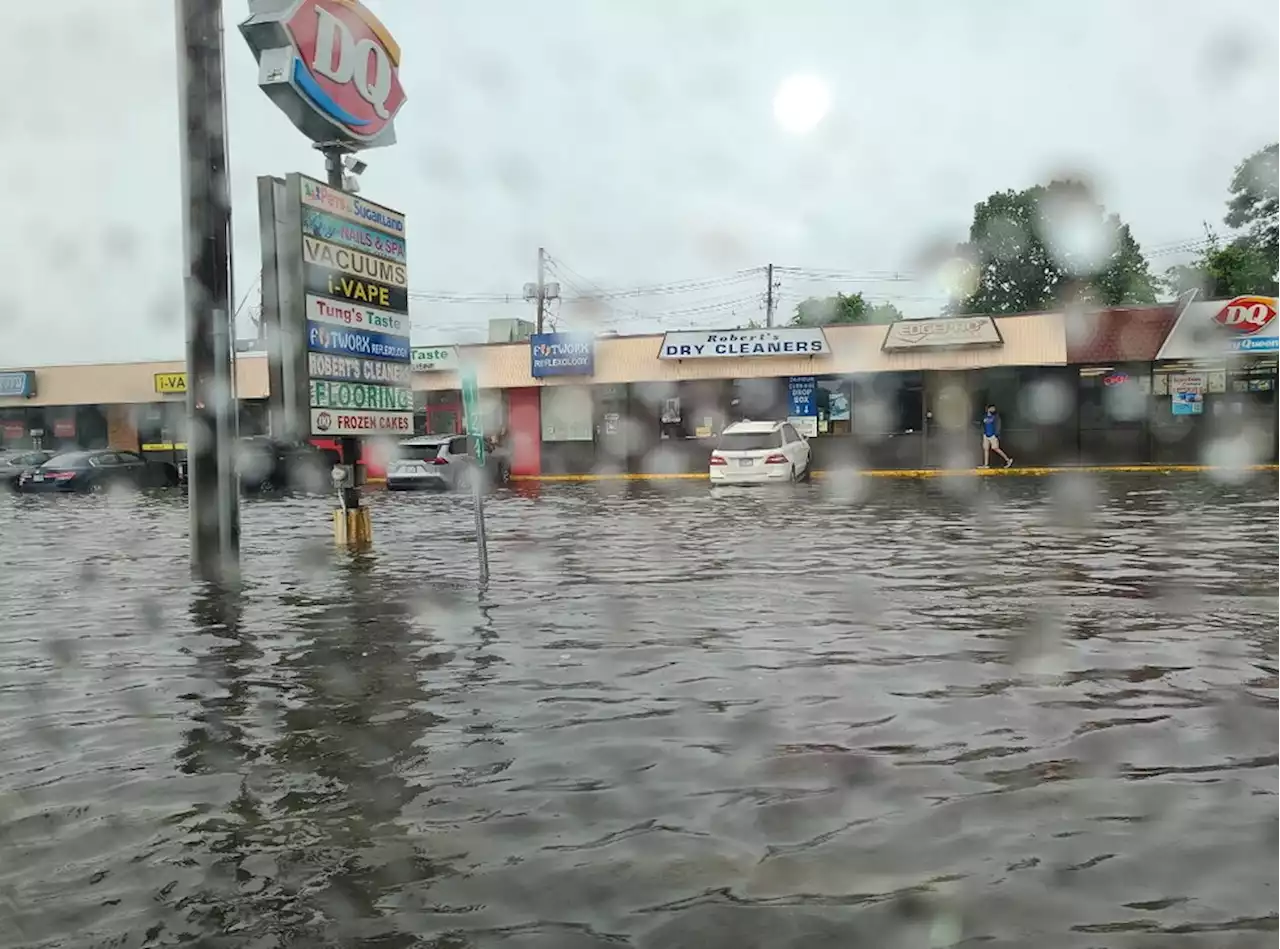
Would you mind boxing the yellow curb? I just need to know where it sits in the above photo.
[510,464,1279,483]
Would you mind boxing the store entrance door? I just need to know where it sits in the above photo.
[926,370,979,469]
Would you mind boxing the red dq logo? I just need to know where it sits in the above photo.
[1213,296,1277,336]
[287,0,406,141]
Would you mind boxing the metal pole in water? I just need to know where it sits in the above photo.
[472,467,490,586]
[461,366,490,584]
[321,146,366,530]
[176,0,240,581]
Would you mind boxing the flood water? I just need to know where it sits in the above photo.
[1,474,1276,948]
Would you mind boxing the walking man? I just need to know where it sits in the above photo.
[981,404,1013,468]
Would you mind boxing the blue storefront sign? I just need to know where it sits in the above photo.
[531,333,595,378]
[0,371,35,398]
[787,375,818,437]
[306,322,410,361]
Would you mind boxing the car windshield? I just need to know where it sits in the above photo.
[44,452,90,469]
[717,432,781,451]
[3,452,45,465]
[397,443,443,462]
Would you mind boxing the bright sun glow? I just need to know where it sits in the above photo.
[773,74,831,134]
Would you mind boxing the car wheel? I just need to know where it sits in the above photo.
[89,480,106,495]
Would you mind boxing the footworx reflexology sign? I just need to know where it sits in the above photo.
[295,173,412,436]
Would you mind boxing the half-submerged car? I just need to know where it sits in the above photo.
[709,420,812,485]
[386,435,511,491]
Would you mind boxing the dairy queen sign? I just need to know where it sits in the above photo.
[1156,295,1279,360]
[241,0,407,149]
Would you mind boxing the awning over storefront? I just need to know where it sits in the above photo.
[1066,305,1177,363]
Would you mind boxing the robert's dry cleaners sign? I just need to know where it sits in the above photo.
[659,328,830,359]
[531,333,595,377]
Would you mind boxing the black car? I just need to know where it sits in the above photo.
[236,437,334,494]
[18,450,179,494]
[1,449,53,490]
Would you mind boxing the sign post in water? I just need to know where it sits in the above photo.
[461,366,490,584]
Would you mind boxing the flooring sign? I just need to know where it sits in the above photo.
[293,175,412,437]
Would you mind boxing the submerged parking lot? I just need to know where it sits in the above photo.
[1,474,1276,948]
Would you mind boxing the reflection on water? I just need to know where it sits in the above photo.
[0,476,1276,947]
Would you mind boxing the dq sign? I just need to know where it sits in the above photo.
[240,0,406,150]
[1213,295,1277,336]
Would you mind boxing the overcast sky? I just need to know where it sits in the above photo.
[1,0,1276,367]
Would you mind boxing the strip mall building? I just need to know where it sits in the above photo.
[2,298,1276,475]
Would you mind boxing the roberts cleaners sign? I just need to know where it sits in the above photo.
[240,0,407,150]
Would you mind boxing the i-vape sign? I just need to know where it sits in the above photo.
[240,0,406,150]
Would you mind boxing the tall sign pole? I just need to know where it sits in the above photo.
[241,0,410,548]
[176,0,240,582]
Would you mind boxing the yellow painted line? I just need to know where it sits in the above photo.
[513,472,707,482]
[510,465,1278,483]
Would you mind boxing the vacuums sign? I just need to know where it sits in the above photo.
[240,0,407,150]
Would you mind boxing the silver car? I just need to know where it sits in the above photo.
[386,435,512,491]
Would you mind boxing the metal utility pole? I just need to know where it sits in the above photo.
[321,145,363,516]
[536,246,547,333]
[765,263,776,328]
[176,0,240,582]
[523,248,559,333]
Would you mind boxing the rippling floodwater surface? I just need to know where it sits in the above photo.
[1,475,1276,948]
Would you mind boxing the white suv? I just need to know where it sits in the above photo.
[709,420,812,484]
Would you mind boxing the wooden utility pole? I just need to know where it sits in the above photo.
[765,263,775,327]
[535,246,547,333]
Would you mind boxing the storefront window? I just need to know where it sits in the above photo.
[136,403,187,451]
[1227,357,1277,401]
[541,385,594,442]
[729,378,783,423]
[850,372,923,435]
[425,389,461,435]
[679,380,729,439]
[238,399,269,438]
[816,378,850,436]
[1,409,30,449]
[644,380,731,440]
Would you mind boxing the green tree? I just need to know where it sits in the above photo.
[1226,143,1278,263]
[952,179,1159,314]
[1166,144,1278,298]
[1166,229,1278,299]
[789,292,903,326]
